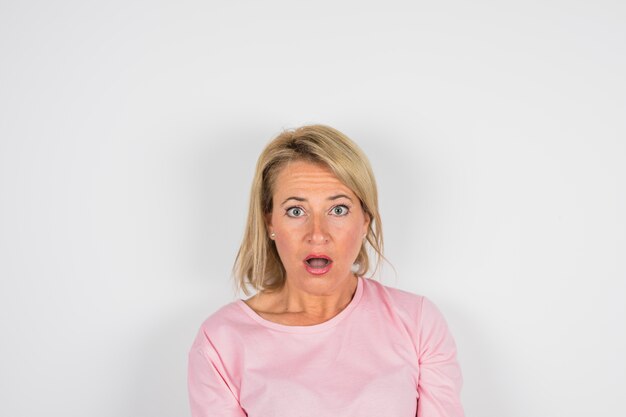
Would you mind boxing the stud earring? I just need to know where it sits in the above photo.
[270,232,276,239]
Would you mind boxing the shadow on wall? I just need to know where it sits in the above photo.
[126,306,207,417]
[352,125,426,288]
[164,125,271,291]
[125,125,268,416]
[449,301,519,417]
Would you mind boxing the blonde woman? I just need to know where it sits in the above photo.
[188,125,464,417]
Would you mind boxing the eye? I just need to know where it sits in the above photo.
[285,206,305,217]
[332,204,350,216]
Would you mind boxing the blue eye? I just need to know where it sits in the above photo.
[332,205,350,216]
[285,207,304,217]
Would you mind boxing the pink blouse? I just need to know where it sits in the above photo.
[188,276,464,416]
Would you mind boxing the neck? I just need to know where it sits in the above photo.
[266,273,359,319]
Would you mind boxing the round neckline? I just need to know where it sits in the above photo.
[236,276,364,333]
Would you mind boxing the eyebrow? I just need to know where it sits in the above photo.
[281,194,353,206]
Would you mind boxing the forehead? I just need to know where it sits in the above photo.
[273,160,352,195]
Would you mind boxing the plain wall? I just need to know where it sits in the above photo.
[1,1,624,416]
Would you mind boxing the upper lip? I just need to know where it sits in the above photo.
[304,254,333,262]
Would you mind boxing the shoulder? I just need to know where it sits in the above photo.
[361,277,448,332]
[361,276,426,316]
[190,301,252,354]
[188,302,252,397]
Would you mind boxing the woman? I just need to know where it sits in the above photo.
[188,125,464,417]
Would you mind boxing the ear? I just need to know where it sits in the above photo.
[363,211,371,235]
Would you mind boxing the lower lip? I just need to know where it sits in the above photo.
[303,261,333,275]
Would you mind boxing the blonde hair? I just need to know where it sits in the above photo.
[232,124,388,296]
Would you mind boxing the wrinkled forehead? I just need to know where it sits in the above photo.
[272,160,352,196]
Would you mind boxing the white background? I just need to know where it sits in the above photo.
[1,1,624,416]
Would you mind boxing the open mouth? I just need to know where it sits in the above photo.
[303,254,333,274]
[305,258,332,268]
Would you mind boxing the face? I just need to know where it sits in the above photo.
[265,160,370,295]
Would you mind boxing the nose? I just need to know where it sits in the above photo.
[307,213,329,244]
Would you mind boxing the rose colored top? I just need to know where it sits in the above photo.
[187,276,464,417]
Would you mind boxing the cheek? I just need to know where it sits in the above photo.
[273,234,297,260]
[339,229,364,255]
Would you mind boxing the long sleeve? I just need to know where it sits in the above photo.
[416,297,464,417]
[187,328,247,417]
[187,278,463,417]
